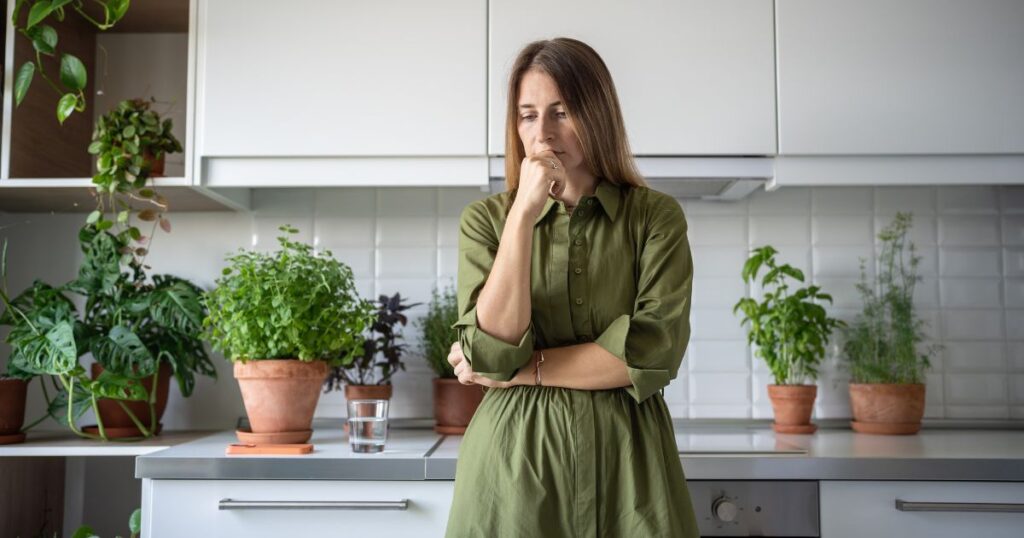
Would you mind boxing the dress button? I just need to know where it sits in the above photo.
[578,210,585,216]
[575,298,584,305]
[574,267,582,274]
[574,239,583,246]
[587,199,594,206]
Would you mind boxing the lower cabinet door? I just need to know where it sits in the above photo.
[145,479,455,537]
[820,481,1024,538]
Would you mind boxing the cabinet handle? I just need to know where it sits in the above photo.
[218,498,409,511]
[895,499,1024,513]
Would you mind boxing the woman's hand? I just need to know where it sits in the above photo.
[513,149,566,220]
[447,341,517,389]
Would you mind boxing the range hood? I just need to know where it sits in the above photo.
[488,157,773,200]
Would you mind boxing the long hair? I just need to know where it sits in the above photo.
[503,38,646,214]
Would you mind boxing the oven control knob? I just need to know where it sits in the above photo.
[712,496,738,522]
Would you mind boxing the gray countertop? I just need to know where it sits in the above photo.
[136,419,1024,482]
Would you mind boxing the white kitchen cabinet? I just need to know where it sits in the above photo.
[820,481,1024,538]
[195,0,487,187]
[776,0,1024,155]
[142,479,455,537]
[488,0,776,156]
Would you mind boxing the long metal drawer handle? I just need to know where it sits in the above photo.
[895,499,1024,513]
[219,499,409,511]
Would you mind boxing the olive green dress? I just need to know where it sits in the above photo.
[444,178,700,538]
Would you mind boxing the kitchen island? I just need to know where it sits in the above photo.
[135,419,1024,537]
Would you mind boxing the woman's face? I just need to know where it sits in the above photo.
[517,69,586,175]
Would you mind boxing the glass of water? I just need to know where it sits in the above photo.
[347,399,389,453]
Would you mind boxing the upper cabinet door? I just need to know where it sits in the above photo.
[488,0,776,156]
[777,0,1024,155]
[196,0,485,159]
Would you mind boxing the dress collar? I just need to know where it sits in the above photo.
[532,177,621,227]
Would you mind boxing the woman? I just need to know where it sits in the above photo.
[445,38,699,538]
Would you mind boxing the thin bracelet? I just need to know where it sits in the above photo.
[534,350,545,386]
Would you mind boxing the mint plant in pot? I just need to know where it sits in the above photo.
[416,283,483,434]
[204,225,375,444]
[841,212,940,435]
[734,246,846,434]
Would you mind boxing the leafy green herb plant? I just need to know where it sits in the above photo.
[734,246,847,385]
[72,506,141,538]
[416,283,458,379]
[11,0,131,123]
[324,292,422,390]
[203,225,376,366]
[841,212,940,384]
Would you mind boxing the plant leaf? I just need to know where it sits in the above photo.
[59,54,87,91]
[26,1,52,30]
[57,93,77,124]
[14,62,35,107]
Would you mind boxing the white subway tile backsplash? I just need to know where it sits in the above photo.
[942,309,1004,340]
[13,184,1024,422]
[316,216,375,248]
[940,278,1003,308]
[749,216,811,246]
[377,188,437,217]
[687,216,747,246]
[812,187,873,215]
[946,373,1007,405]
[377,248,436,278]
[691,308,746,340]
[691,247,748,278]
[748,188,810,215]
[997,186,1024,214]
[687,340,749,372]
[942,341,1007,371]
[692,277,746,309]
[813,246,874,277]
[940,248,1002,277]
[378,217,437,247]
[875,186,937,215]
[938,216,1000,246]
[1001,216,1024,245]
[813,216,873,245]
[938,186,999,214]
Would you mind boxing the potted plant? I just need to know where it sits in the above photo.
[0,107,213,441]
[89,98,183,182]
[416,283,483,434]
[841,212,941,435]
[0,365,30,445]
[204,225,376,444]
[734,245,846,434]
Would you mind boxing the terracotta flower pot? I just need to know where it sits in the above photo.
[342,384,393,434]
[90,362,172,437]
[234,360,328,443]
[767,384,818,434]
[143,149,165,177]
[848,383,925,435]
[0,378,29,445]
[432,378,485,435]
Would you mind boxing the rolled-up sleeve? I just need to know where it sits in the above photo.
[594,194,693,404]
[449,202,536,381]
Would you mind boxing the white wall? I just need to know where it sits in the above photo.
[3,184,1024,432]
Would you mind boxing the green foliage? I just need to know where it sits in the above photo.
[0,186,214,441]
[416,283,459,379]
[89,98,183,194]
[733,245,847,385]
[203,225,376,365]
[11,0,131,123]
[324,292,422,389]
[841,212,940,384]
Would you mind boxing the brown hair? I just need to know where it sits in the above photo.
[504,38,646,214]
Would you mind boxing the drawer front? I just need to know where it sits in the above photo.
[146,480,454,537]
[821,481,1024,538]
